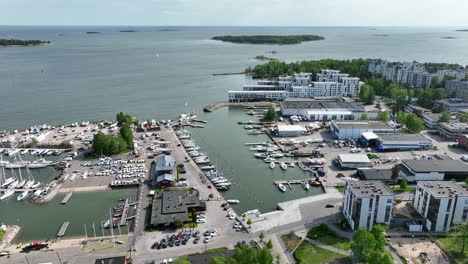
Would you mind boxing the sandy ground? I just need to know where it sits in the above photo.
[394,202,418,218]
[390,237,450,264]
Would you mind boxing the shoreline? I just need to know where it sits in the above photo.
[58,185,111,193]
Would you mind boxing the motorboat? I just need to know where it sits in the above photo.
[227,200,240,204]
[290,162,296,168]
[7,149,20,156]
[244,125,254,129]
[301,181,310,190]
[280,162,288,170]
[33,189,43,197]
[20,149,29,155]
[5,163,26,169]
[264,157,276,163]
[0,190,15,200]
[269,162,275,169]
[1,177,15,188]
[195,159,210,164]
[310,181,321,186]
[200,165,215,170]
[277,183,287,192]
[254,153,269,159]
[28,163,47,169]
[216,185,229,190]
[215,182,232,187]
[269,152,284,158]
[31,182,41,188]
[17,191,29,201]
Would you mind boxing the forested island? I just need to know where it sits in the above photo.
[86,31,101,34]
[211,35,325,45]
[251,55,278,61]
[455,29,468,32]
[0,39,51,47]
[442,36,456,39]
[120,30,138,32]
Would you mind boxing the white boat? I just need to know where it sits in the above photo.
[5,163,26,169]
[31,182,41,188]
[20,149,29,155]
[0,160,10,166]
[200,165,215,170]
[290,162,296,168]
[215,182,231,187]
[7,149,20,156]
[0,190,15,200]
[254,153,269,159]
[269,162,276,169]
[17,191,29,201]
[301,181,310,190]
[24,180,35,189]
[227,200,240,204]
[195,159,210,164]
[33,189,43,197]
[277,183,287,192]
[264,157,276,163]
[28,163,47,169]
[8,180,19,189]
[16,180,26,188]
[1,177,15,188]
[280,162,288,170]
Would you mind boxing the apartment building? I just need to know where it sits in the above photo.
[445,80,468,102]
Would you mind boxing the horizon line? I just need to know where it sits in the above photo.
[0,25,467,28]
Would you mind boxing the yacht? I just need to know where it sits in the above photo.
[16,180,26,188]
[277,183,287,192]
[8,180,19,189]
[244,125,254,129]
[227,200,240,204]
[5,163,26,169]
[17,191,29,201]
[0,190,15,200]
[200,165,215,170]
[28,163,47,169]
[254,153,269,159]
[280,162,288,170]
[269,152,284,158]
[1,177,15,188]
[20,149,29,155]
[215,182,231,187]
[264,157,276,163]
[8,149,20,156]
[269,162,276,169]
[301,181,310,190]
[24,180,35,189]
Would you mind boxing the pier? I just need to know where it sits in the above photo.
[203,101,276,112]
[274,179,321,189]
[57,221,70,237]
[61,192,73,204]
[0,188,39,192]
[118,199,140,226]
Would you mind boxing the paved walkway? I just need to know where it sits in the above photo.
[266,234,292,264]
[305,238,352,256]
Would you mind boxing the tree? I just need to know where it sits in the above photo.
[232,245,257,264]
[399,179,408,190]
[465,177,468,185]
[266,240,273,249]
[396,111,408,124]
[439,111,451,122]
[256,247,273,264]
[116,112,133,126]
[450,222,468,254]
[351,227,377,262]
[359,84,369,102]
[366,86,376,104]
[259,232,265,241]
[361,113,368,120]
[172,218,183,229]
[209,255,227,264]
[247,219,252,225]
[264,106,276,120]
[173,256,191,264]
[459,113,468,122]
[119,124,134,148]
[391,165,400,188]
[368,251,393,264]
[378,110,390,122]
[405,113,424,133]
[370,225,387,251]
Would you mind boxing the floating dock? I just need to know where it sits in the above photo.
[119,199,130,226]
[61,192,73,204]
[273,180,321,189]
[57,222,70,237]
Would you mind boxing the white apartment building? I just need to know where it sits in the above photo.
[343,180,394,230]
[437,69,466,82]
[413,181,468,232]
[368,60,436,88]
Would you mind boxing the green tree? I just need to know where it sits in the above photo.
[257,247,273,264]
[391,165,400,188]
[264,106,276,120]
[360,84,370,102]
[259,232,265,241]
[459,113,468,122]
[378,110,390,122]
[247,219,252,225]
[368,251,393,264]
[209,255,227,264]
[370,225,387,251]
[92,131,106,155]
[366,86,376,104]
[173,256,191,264]
[116,112,133,126]
[399,179,408,190]
[405,113,424,133]
[396,111,408,124]
[439,111,451,122]
[232,245,257,264]
[172,218,183,229]
[361,113,368,120]
[450,222,468,254]
[119,124,134,148]
[266,240,273,249]
[351,227,377,262]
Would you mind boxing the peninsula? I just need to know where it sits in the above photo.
[0,39,50,47]
[211,35,325,45]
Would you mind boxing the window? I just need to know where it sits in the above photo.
[384,205,391,222]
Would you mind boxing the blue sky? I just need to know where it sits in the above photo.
[1,0,467,26]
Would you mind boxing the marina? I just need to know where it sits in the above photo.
[60,192,73,204]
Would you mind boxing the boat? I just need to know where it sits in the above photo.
[17,191,29,201]
[195,159,210,164]
[103,220,111,229]
[290,162,296,168]
[20,149,29,155]
[277,183,287,192]
[246,110,255,115]
[269,162,276,169]
[5,163,26,169]
[247,130,263,135]
[264,157,276,163]
[30,182,41,188]
[1,177,15,188]
[301,181,310,190]
[200,165,215,170]
[0,190,15,200]
[216,186,229,190]
[28,163,47,169]
[214,182,232,187]
[227,200,240,204]
[8,180,19,189]
[310,181,321,186]
[16,180,26,188]
[269,152,284,158]
[280,162,288,170]
[33,189,42,197]
[7,149,20,156]
[115,241,125,244]
[254,153,269,159]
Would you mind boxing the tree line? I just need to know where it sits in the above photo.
[0,39,50,46]
[92,113,135,156]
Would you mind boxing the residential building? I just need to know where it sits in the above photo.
[337,154,372,169]
[330,120,395,139]
[413,181,468,232]
[436,69,466,82]
[228,90,286,102]
[434,98,468,113]
[368,60,437,88]
[438,122,468,140]
[150,190,206,227]
[404,104,431,118]
[376,133,433,151]
[399,159,468,182]
[422,112,442,129]
[445,80,468,103]
[342,180,394,230]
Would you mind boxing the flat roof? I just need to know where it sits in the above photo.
[242,85,278,88]
[402,159,468,173]
[439,122,468,130]
[280,98,364,111]
[357,168,402,181]
[228,90,285,94]
[347,180,393,197]
[418,181,468,198]
[306,110,352,115]
[151,190,205,225]
[333,120,393,130]
[362,132,379,140]
[379,133,431,142]
[277,125,307,132]
[339,154,371,163]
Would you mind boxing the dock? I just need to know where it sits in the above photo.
[203,101,276,112]
[0,188,39,192]
[57,222,70,237]
[273,179,322,189]
[60,192,72,204]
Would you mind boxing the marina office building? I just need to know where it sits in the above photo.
[413,181,468,232]
[342,180,394,230]
[279,98,364,121]
[399,159,468,182]
[228,70,362,102]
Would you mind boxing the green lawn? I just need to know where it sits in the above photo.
[281,233,302,251]
[307,224,351,251]
[336,186,345,192]
[294,241,352,264]
[437,236,468,264]
[391,186,416,193]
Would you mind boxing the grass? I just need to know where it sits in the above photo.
[189,247,229,255]
[307,224,351,251]
[382,98,392,105]
[294,241,352,264]
[281,233,302,251]
[392,186,416,193]
[436,236,468,264]
[0,230,5,241]
[336,186,345,192]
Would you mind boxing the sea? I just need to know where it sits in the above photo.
[1,26,468,241]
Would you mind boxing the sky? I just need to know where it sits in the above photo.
[1,0,468,26]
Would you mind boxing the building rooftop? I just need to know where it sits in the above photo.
[423,112,442,120]
[280,98,364,111]
[418,181,468,198]
[277,125,307,132]
[439,122,468,130]
[155,155,175,172]
[333,120,393,130]
[378,133,431,142]
[357,168,402,181]
[339,154,371,163]
[151,190,206,226]
[347,180,393,197]
[402,159,468,173]
[156,173,175,183]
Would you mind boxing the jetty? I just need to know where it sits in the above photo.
[273,180,321,189]
[57,221,70,237]
[0,188,39,192]
[203,101,276,112]
[61,192,73,204]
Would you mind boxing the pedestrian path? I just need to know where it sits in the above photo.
[305,238,352,256]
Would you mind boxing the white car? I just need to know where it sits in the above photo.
[233,222,239,229]
[197,213,206,218]
[461,155,468,162]
[228,215,235,220]
[236,226,243,232]
[197,219,206,224]
[210,229,217,236]
[204,236,211,243]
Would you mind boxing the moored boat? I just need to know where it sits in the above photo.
[277,183,287,192]
[301,181,310,190]
[269,162,275,169]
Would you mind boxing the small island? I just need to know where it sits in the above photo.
[455,29,468,32]
[211,35,325,45]
[86,31,101,34]
[0,39,50,47]
[374,34,390,37]
[251,55,278,61]
[442,36,456,39]
[120,30,138,33]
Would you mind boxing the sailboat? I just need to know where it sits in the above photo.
[1,177,15,188]
[0,190,15,200]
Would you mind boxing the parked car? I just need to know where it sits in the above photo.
[204,236,211,243]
